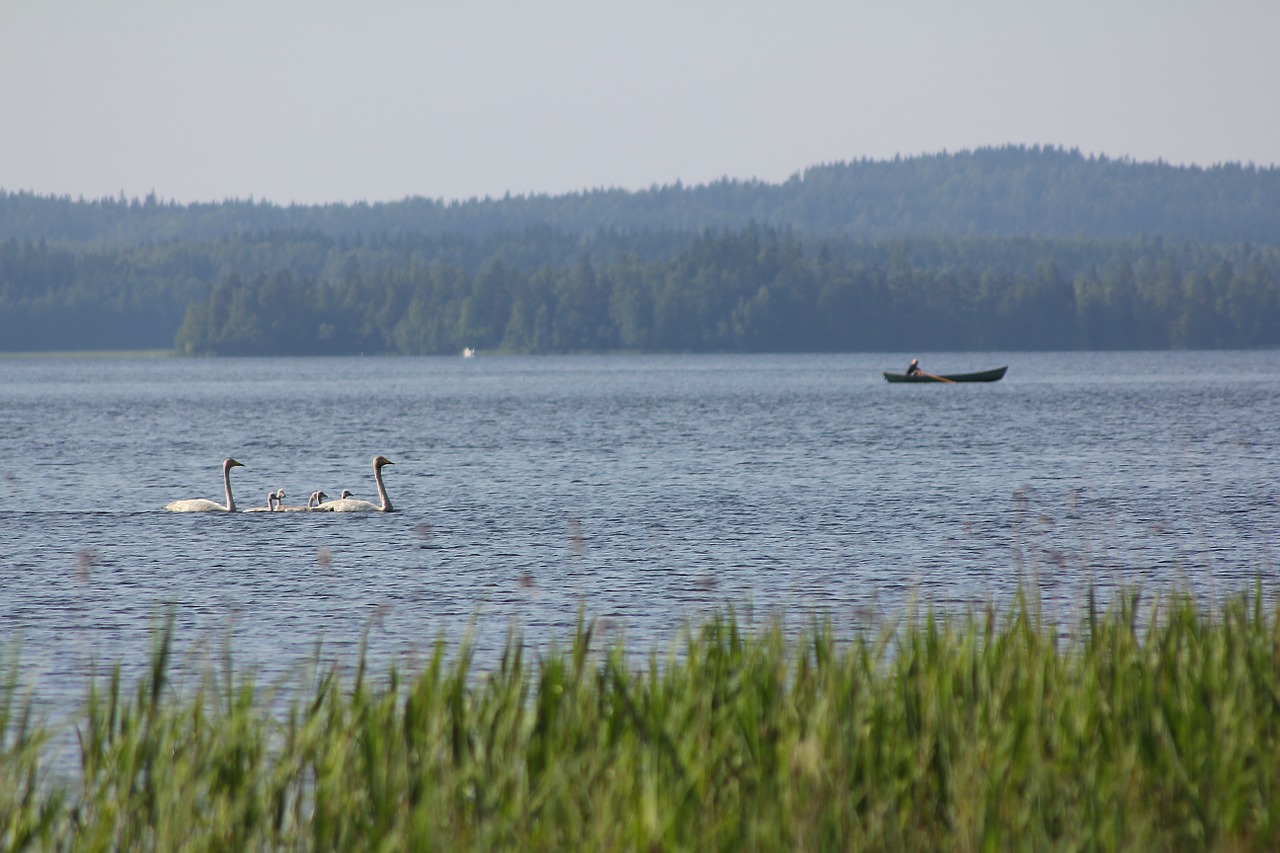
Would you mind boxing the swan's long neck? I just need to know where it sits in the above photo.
[223,465,237,512]
[374,464,392,512]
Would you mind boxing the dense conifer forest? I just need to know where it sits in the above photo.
[2,145,1278,353]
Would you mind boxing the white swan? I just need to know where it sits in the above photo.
[315,456,395,512]
[244,488,285,513]
[278,490,328,512]
[164,458,244,512]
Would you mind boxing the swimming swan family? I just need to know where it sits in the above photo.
[163,456,395,513]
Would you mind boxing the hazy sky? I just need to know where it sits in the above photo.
[3,1,1277,205]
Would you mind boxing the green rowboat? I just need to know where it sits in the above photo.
[883,365,1008,383]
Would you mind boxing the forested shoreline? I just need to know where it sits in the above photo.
[168,230,1279,355]
[3,146,1279,354]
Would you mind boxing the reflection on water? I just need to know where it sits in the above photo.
[2,351,1279,711]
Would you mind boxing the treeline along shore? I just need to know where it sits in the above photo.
[3,145,1279,354]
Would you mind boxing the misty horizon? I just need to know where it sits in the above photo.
[4,3,1277,206]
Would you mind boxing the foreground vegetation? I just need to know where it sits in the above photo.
[6,588,1280,850]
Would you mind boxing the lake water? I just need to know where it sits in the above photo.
[2,351,1279,711]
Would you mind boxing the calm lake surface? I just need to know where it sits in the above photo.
[3,351,1279,709]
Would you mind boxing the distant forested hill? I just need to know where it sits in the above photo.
[3,146,1278,246]
[2,146,1279,354]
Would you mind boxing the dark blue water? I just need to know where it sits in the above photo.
[2,351,1279,710]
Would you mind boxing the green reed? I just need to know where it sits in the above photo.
[6,586,1280,850]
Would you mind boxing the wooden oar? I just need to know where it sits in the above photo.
[921,371,955,384]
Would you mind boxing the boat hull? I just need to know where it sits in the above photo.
[883,366,1008,383]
